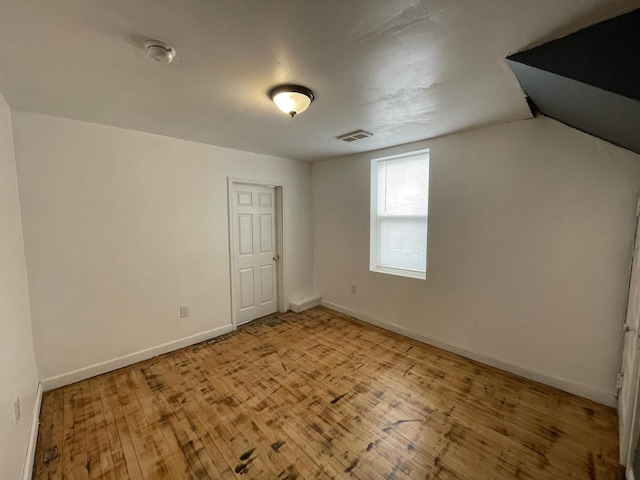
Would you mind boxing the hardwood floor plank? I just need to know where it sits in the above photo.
[159,353,275,479]
[99,374,145,480]
[228,320,472,478]
[113,371,171,479]
[181,348,370,479]
[33,307,624,480]
[172,352,307,478]
[200,324,428,479]
[87,377,116,480]
[200,316,527,479]
[62,384,89,480]
[128,367,212,479]
[79,378,103,479]
[93,374,130,480]
[136,362,230,479]
[223,316,481,477]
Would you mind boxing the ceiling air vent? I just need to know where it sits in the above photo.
[336,130,373,142]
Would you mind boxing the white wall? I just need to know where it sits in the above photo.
[313,116,640,404]
[12,111,313,382]
[10,106,640,410]
[0,96,39,479]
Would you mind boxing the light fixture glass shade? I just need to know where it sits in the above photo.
[273,92,311,117]
[269,85,315,117]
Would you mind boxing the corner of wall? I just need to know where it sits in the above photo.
[0,93,41,480]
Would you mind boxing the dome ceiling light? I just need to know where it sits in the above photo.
[144,40,176,64]
[269,85,315,117]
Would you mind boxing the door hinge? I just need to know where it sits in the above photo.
[617,373,625,390]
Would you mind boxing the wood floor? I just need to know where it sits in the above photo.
[33,306,623,479]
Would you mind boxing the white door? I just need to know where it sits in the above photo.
[231,183,279,325]
[619,207,640,466]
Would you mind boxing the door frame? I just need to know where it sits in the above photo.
[227,177,285,329]
[621,200,640,473]
[626,383,640,478]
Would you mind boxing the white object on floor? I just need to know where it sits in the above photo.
[289,294,321,313]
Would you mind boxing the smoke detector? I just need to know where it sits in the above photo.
[144,40,176,64]
[336,130,373,142]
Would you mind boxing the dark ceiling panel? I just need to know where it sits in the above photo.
[508,8,640,101]
[507,8,640,154]
[508,61,640,154]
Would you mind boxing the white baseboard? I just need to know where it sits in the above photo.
[22,382,43,480]
[321,300,617,407]
[41,324,234,391]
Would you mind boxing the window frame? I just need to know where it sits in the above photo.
[369,149,430,280]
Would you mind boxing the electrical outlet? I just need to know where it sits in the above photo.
[13,397,20,423]
[351,284,357,294]
[180,305,190,318]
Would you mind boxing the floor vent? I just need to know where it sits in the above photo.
[337,130,373,142]
[289,294,321,313]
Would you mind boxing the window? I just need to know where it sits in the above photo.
[370,149,429,279]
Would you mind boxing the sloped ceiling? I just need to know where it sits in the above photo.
[508,8,640,154]
[0,0,637,161]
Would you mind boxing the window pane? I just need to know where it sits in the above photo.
[370,150,429,278]
[378,216,427,271]
[379,156,429,216]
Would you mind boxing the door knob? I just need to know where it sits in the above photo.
[624,323,636,333]
[273,254,280,261]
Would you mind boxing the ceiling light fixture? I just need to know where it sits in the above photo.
[144,40,176,64]
[269,85,315,117]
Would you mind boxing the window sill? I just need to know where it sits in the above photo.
[370,265,426,280]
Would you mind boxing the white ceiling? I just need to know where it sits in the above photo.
[0,0,636,161]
